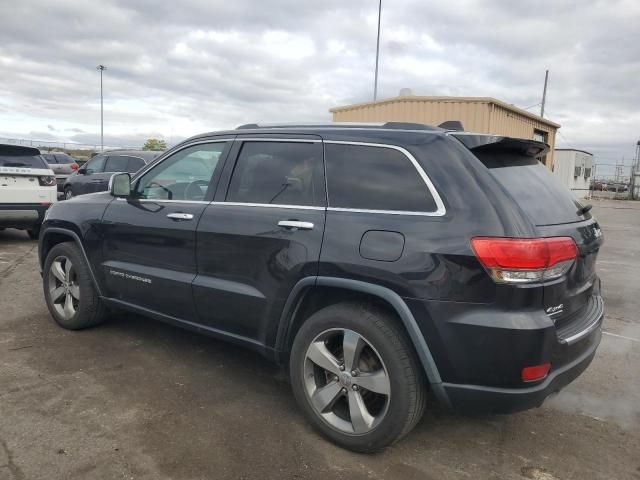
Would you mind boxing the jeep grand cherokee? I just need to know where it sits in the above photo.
[38,122,604,452]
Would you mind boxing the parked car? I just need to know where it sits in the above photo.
[1,144,57,238]
[62,149,161,199]
[38,123,604,452]
[42,152,79,197]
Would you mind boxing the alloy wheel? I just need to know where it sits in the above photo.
[303,328,391,435]
[47,256,80,320]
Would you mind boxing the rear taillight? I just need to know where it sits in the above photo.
[521,363,551,382]
[38,176,56,187]
[471,237,578,284]
[71,163,79,171]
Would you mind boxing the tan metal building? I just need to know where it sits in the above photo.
[330,95,561,168]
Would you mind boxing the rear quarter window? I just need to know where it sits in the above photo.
[324,143,438,212]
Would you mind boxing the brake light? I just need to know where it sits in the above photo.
[71,163,79,171]
[471,237,578,284]
[38,176,56,187]
[521,363,551,382]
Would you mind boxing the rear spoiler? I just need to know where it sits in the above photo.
[451,134,549,157]
[0,144,42,157]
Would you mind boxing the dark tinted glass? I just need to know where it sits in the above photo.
[476,152,585,226]
[226,141,324,206]
[42,154,57,163]
[325,144,437,212]
[0,155,47,168]
[55,154,74,164]
[126,157,145,173]
[105,155,130,172]
[84,155,106,173]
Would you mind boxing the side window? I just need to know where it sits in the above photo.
[325,144,437,212]
[226,141,324,206]
[104,155,130,172]
[55,154,71,164]
[42,154,57,163]
[126,157,145,173]
[135,142,226,201]
[84,155,106,174]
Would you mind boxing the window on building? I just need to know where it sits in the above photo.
[324,143,437,212]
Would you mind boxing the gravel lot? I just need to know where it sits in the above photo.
[1,199,639,480]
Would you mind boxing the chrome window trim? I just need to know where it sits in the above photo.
[235,138,321,143]
[115,197,209,205]
[211,201,324,211]
[323,140,446,217]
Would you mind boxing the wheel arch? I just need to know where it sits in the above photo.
[39,227,103,297]
[276,276,450,407]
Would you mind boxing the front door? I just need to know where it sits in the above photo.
[194,136,326,344]
[100,139,233,319]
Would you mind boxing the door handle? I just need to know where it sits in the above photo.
[278,220,314,230]
[167,213,194,221]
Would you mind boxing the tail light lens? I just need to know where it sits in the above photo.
[71,163,79,171]
[471,237,578,284]
[38,176,57,187]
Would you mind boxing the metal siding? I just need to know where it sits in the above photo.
[331,98,557,167]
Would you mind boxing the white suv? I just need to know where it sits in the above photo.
[0,144,57,239]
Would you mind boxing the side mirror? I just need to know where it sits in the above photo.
[77,166,87,175]
[109,173,131,197]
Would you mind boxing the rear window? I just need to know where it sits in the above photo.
[476,152,586,226]
[55,154,74,164]
[0,155,47,168]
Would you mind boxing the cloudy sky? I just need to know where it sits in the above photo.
[0,0,638,173]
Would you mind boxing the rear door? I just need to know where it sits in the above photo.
[194,136,326,344]
[100,140,233,319]
[460,136,603,338]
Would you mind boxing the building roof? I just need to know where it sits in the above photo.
[330,95,561,129]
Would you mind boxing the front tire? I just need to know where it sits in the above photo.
[43,242,108,330]
[64,187,73,200]
[289,302,427,452]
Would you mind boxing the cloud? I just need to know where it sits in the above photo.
[47,124,56,131]
[0,0,638,166]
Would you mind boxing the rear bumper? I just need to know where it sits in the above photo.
[0,203,50,229]
[441,320,602,414]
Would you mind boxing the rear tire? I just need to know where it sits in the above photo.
[43,242,108,330]
[289,302,427,452]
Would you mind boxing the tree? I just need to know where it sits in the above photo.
[143,138,167,151]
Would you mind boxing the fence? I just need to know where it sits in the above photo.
[0,137,141,160]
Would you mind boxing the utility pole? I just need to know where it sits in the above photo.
[373,0,382,101]
[540,69,549,118]
[96,65,107,151]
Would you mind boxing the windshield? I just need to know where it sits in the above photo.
[0,155,48,168]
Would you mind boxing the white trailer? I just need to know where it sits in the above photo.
[552,149,593,199]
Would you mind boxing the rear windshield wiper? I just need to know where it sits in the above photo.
[577,204,592,216]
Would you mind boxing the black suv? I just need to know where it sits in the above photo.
[38,123,604,452]
[63,149,161,199]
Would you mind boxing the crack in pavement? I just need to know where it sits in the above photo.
[0,437,25,480]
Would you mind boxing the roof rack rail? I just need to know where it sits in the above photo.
[235,122,439,131]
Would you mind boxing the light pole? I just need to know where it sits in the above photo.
[373,0,382,101]
[96,65,107,151]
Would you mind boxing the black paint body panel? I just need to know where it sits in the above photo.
[38,126,604,414]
